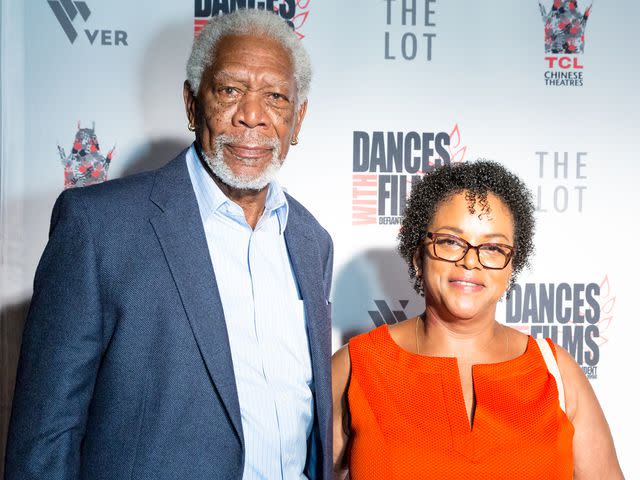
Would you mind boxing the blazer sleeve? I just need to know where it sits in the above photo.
[5,189,104,480]
[321,231,334,303]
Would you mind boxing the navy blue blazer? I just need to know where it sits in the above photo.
[5,149,334,480]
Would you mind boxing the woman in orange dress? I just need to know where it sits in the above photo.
[332,161,623,479]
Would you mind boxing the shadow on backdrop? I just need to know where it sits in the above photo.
[126,19,194,176]
[0,186,67,477]
[123,138,187,177]
[332,246,423,346]
[0,300,30,477]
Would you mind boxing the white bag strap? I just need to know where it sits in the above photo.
[536,338,566,413]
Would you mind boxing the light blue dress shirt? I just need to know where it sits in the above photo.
[186,145,313,480]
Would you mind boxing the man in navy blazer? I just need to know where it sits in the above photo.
[6,9,333,480]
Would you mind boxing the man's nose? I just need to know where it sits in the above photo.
[233,93,268,129]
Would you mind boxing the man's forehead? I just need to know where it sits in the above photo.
[206,34,295,85]
[214,33,291,61]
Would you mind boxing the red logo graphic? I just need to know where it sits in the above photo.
[58,122,115,189]
[539,1,592,54]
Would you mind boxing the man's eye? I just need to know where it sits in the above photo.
[270,92,287,101]
[219,86,237,96]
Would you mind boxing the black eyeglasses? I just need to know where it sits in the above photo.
[426,232,514,270]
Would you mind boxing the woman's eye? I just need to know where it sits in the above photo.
[482,245,505,254]
[438,239,458,247]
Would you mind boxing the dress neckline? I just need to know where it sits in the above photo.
[376,323,541,377]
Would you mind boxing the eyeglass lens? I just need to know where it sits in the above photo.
[432,235,510,269]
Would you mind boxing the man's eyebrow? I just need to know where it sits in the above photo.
[212,70,292,89]
[213,70,237,79]
[211,71,244,83]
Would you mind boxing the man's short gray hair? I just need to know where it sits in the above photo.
[186,9,312,107]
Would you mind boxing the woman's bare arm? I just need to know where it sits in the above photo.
[556,345,624,479]
[332,345,351,479]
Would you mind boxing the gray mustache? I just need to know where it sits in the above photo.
[215,134,280,150]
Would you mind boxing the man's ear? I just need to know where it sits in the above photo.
[183,80,197,127]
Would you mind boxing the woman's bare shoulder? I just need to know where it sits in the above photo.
[504,326,533,358]
[388,316,420,352]
[332,344,351,370]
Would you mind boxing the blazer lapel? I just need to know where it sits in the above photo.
[284,212,332,457]
[148,151,243,446]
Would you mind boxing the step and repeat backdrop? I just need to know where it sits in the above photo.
[1,0,638,475]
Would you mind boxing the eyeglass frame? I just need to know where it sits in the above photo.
[425,232,515,270]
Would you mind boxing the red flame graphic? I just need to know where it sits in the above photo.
[292,10,310,40]
[447,123,467,163]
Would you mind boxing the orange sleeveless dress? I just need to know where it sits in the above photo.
[347,325,574,479]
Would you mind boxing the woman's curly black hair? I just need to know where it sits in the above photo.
[398,160,535,296]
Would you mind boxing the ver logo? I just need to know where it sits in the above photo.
[48,0,91,44]
[48,0,129,46]
[368,300,410,327]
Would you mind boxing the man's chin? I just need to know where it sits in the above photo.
[201,145,282,191]
[213,165,279,191]
[225,155,270,170]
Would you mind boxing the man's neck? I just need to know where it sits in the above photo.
[211,174,268,229]
[195,143,268,229]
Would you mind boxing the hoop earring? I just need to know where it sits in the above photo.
[290,137,298,146]
[188,122,196,132]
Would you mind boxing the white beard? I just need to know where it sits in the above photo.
[201,134,282,191]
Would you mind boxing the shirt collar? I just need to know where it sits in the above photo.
[186,143,289,233]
